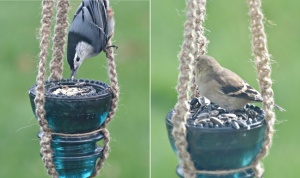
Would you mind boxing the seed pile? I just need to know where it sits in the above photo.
[52,84,96,96]
[187,97,265,130]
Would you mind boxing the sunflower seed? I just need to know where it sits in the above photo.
[236,120,248,127]
[210,117,224,125]
[221,113,237,119]
[195,119,207,125]
[247,118,253,124]
[210,110,219,116]
[187,96,265,128]
[196,112,210,119]
[216,107,226,113]
[231,120,240,129]
[218,115,228,120]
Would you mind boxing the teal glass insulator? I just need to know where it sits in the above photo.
[29,79,113,177]
[53,148,102,178]
[166,109,266,178]
[38,132,104,178]
[29,79,113,133]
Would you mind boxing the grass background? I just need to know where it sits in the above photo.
[0,1,149,178]
[1,0,299,177]
[151,0,300,177]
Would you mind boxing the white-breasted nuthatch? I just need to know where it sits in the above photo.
[67,0,115,79]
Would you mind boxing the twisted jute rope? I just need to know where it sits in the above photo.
[190,0,208,98]
[171,0,208,177]
[49,0,70,80]
[35,0,119,177]
[91,39,120,177]
[172,0,275,177]
[34,0,58,177]
[248,0,275,177]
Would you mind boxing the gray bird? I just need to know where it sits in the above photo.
[67,0,115,79]
[195,55,285,111]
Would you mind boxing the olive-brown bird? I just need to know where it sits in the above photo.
[195,55,285,111]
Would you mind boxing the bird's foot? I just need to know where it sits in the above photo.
[105,44,118,52]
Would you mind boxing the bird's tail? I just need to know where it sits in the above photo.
[274,104,286,112]
[107,7,115,40]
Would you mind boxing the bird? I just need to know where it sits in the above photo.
[195,55,285,111]
[67,0,115,79]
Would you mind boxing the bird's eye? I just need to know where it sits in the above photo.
[76,57,80,62]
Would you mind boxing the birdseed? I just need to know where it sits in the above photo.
[188,97,265,130]
[52,85,96,96]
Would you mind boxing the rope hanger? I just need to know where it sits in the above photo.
[171,0,276,177]
[34,0,119,177]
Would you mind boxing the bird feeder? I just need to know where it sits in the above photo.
[167,0,276,178]
[28,0,119,177]
[166,103,266,178]
[29,79,113,177]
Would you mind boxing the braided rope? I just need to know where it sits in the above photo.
[34,0,58,177]
[247,0,275,177]
[91,39,120,177]
[171,0,208,177]
[194,165,255,175]
[51,127,105,137]
[49,0,70,80]
[190,0,208,98]
[173,0,274,177]
[35,0,119,177]
[35,1,118,177]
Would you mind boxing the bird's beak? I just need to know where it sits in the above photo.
[70,67,78,80]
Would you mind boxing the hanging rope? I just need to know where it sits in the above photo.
[247,0,275,177]
[35,0,58,177]
[35,0,119,177]
[190,0,208,98]
[171,0,208,177]
[91,39,120,177]
[172,0,275,177]
[49,0,70,80]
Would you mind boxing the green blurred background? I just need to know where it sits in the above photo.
[0,1,149,177]
[1,0,300,177]
[152,0,299,177]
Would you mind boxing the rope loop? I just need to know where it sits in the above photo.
[35,1,119,177]
[91,39,120,177]
[171,0,275,177]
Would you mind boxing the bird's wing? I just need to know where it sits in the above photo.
[69,0,108,52]
[69,3,95,44]
[84,0,107,26]
[215,68,263,102]
[73,1,84,20]
[84,0,108,50]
